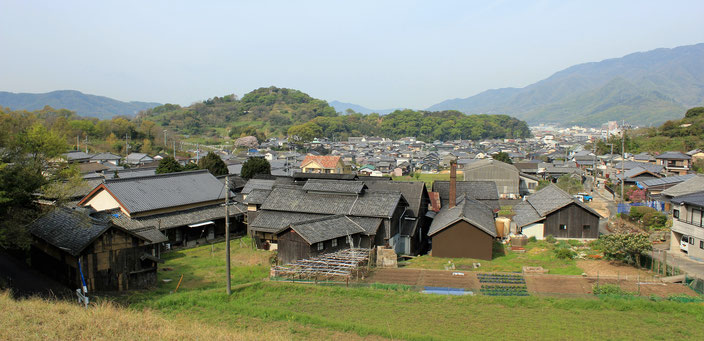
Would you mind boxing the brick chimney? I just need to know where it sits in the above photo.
[449,161,457,208]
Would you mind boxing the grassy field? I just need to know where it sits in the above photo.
[405,240,586,275]
[96,238,704,340]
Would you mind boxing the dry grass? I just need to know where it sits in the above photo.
[0,291,288,341]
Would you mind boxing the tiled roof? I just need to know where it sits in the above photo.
[241,179,275,194]
[432,181,500,210]
[512,185,602,228]
[261,186,403,218]
[91,152,121,161]
[30,207,113,256]
[671,191,704,207]
[302,179,365,194]
[108,203,244,232]
[365,181,427,217]
[656,151,691,160]
[243,189,271,205]
[659,175,703,196]
[287,215,366,244]
[428,196,496,237]
[249,211,326,233]
[301,155,341,169]
[82,170,228,215]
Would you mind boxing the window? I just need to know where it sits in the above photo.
[673,209,679,219]
[583,225,590,230]
[332,239,338,247]
[317,242,324,251]
[559,224,567,230]
[700,241,703,249]
[690,237,695,245]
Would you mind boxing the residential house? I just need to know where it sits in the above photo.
[670,192,704,260]
[78,170,245,248]
[29,207,166,292]
[90,152,122,166]
[432,180,500,211]
[513,185,602,240]
[300,155,348,174]
[656,152,691,175]
[126,153,154,166]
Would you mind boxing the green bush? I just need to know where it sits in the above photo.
[545,235,556,244]
[556,241,571,249]
[593,284,634,296]
[642,211,667,229]
[554,248,576,260]
[628,206,653,222]
[567,240,583,247]
[527,236,537,243]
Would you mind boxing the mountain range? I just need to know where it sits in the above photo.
[0,90,161,119]
[428,43,704,126]
[328,100,402,115]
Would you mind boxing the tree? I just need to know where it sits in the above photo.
[198,152,228,176]
[156,156,183,174]
[183,162,199,171]
[684,107,704,118]
[492,152,513,164]
[556,175,584,194]
[600,233,652,266]
[241,157,271,180]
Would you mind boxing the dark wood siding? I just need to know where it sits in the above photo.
[276,229,311,264]
[543,203,600,239]
[431,220,494,260]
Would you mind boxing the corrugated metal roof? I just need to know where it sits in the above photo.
[99,170,227,214]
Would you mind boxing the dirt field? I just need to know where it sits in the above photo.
[366,268,697,297]
[577,260,654,278]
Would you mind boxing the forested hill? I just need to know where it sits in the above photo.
[0,90,160,120]
[138,86,531,142]
[429,43,704,126]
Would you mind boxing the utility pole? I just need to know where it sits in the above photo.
[592,140,597,191]
[84,135,88,154]
[621,120,626,203]
[225,175,231,295]
[173,140,176,157]
[125,134,130,156]
[76,135,80,151]
[163,130,167,153]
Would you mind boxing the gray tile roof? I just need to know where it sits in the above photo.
[512,185,602,228]
[241,179,276,194]
[261,186,403,218]
[347,216,383,235]
[302,179,365,194]
[286,215,366,244]
[365,181,427,217]
[428,196,496,238]
[612,161,664,174]
[432,181,500,210]
[671,191,704,207]
[108,203,244,232]
[659,174,703,196]
[656,151,691,160]
[91,152,121,161]
[243,189,271,205]
[249,211,326,233]
[93,170,228,215]
[30,207,113,256]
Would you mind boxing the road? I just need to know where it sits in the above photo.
[652,244,704,280]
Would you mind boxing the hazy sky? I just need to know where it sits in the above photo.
[1,1,702,109]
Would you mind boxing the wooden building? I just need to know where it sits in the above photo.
[78,170,246,248]
[29,207,167,292]
[462,159,521,199]
[427,195,497,260]
[513,185,602,240]
[276,215,379,264]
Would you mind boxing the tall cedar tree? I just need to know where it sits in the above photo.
[241,157,271,180]
[156,156,183,174]
[198,152,228,176]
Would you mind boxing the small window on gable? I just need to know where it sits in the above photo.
[332,239,338,247]
[673,209,680,219]
[317,242,324,251]
[559,224,567,230]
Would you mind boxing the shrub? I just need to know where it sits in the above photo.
[642,211,667,230]
[593,284,634,296]
[527,236,537,243]
[553,248,576,260]
[628,206,653,222]
[545,235,556,244]
[567,240,583,247]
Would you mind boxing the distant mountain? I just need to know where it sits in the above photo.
[0,90,161,119]
[428,43,704,126]
[329,100,402,115]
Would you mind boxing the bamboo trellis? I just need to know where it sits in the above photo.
[271,248,371,280]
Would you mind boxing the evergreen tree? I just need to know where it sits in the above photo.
[241,157,271,180]
[156,156,183,174]
[198,152,228,176]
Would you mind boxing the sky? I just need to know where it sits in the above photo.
[1,1,703,109]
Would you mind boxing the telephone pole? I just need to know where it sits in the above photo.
[163,130,167,152]
[84,135,88,154]
[225,175,231,295]
[620,120,626,202]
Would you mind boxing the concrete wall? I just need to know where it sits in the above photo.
[521,223,545,240]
